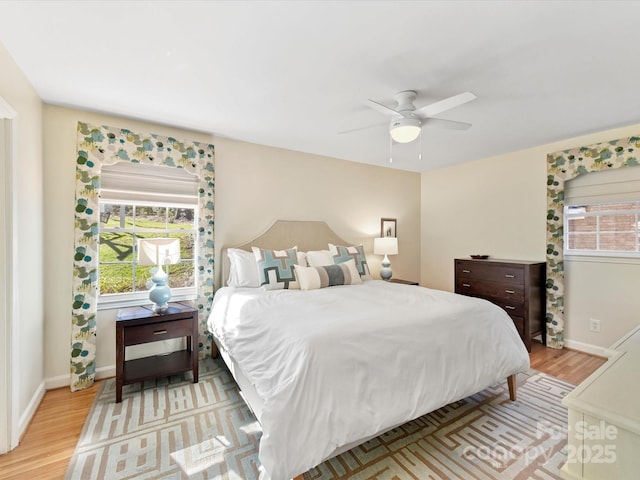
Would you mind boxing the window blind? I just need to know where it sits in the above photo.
[100,162,198,205]
[564,167,640,205]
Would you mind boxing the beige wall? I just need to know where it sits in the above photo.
[0,43,44,438]
[421,123,640,352]
[214,136,421,286]
[43,105,421,382]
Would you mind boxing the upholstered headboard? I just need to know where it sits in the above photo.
[220,220,352,286]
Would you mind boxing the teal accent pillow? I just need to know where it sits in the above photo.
[252,247,300,290]
[328,243,371,279]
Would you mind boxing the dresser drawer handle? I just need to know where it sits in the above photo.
[505,290,515,294]
[462,269,471,273]
[504,305,516,310]
[462,283,470,287]
[153,329,168,335]
[504,274,515,278]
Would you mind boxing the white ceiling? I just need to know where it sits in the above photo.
[1,1,640,172]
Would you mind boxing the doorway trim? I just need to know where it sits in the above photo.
[0,95,18,453]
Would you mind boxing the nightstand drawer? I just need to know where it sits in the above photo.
[455,262,524,285]
[124,318,193,346]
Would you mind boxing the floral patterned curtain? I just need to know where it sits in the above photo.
[71,122,215,391]
[546,135,640,348]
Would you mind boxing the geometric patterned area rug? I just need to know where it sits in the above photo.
[64,357,573,480]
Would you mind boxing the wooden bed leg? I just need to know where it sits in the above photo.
[507,374,517,401]
[211,339,219,359]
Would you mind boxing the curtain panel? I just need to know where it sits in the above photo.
[72,122,215,391]
[546,135,640,349]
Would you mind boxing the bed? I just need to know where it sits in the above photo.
[207,220,530,480]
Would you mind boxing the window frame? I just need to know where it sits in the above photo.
[97,199,198,310]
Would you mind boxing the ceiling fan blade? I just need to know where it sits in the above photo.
[416,91,477,117]
[422,117,472,131]
[338,121,387,135]
[366,99,400,116]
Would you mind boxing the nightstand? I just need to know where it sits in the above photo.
[115,301,198,403]
[389,278,419,286]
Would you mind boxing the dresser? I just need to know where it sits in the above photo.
[454,258,545,351]
[561,326,640,479]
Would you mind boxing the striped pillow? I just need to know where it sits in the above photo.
[294,259,362,290]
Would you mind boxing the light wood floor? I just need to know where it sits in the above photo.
[0,343,606,480]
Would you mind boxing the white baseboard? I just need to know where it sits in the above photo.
[44,365,115,390]
[18,381,45,441]
[564,338,608,357]
[96,365,115,381]
[44,373,70,390]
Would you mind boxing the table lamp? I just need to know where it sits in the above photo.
[137,238,181,312]
[374,237,398,281]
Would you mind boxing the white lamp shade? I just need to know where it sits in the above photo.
[374,237,398,256]
[137,238,181,266]
[390,117,421,143]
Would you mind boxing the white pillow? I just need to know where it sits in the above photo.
[296,251,308,267]
[306,250,335,267]
[227,248,260,287]
[294,259,362,290]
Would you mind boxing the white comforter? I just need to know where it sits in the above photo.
[208,280,530,480]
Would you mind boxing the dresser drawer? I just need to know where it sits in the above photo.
[458,290,525,317]
[492,298,525,317]
[124,318,193,346]
[455,278,524,301]
[455,261,524,285]
[510,316,524,338]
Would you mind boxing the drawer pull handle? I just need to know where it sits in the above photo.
[504,305,516,310]
[505,290,515,294]
[462,269,470,273]
[462,283,470,287]
[153,330,168,335]
[505,274,515,278]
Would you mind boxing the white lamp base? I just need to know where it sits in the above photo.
[148,266,172,312]
[380,254,393,281]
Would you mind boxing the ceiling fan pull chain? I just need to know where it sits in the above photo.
[418,129,422,161]
[389,134,393,164]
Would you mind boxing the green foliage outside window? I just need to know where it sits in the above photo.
[99,204,196,295]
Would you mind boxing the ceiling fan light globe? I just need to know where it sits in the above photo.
[389,117,421,143]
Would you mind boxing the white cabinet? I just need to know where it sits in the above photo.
[561,325,640,479]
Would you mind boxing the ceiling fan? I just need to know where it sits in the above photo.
[345,90,477,143]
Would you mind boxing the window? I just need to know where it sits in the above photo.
[564,167,640,258]
[98,162,198,308]
[565,202,640,256]
[99,203,197,294]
